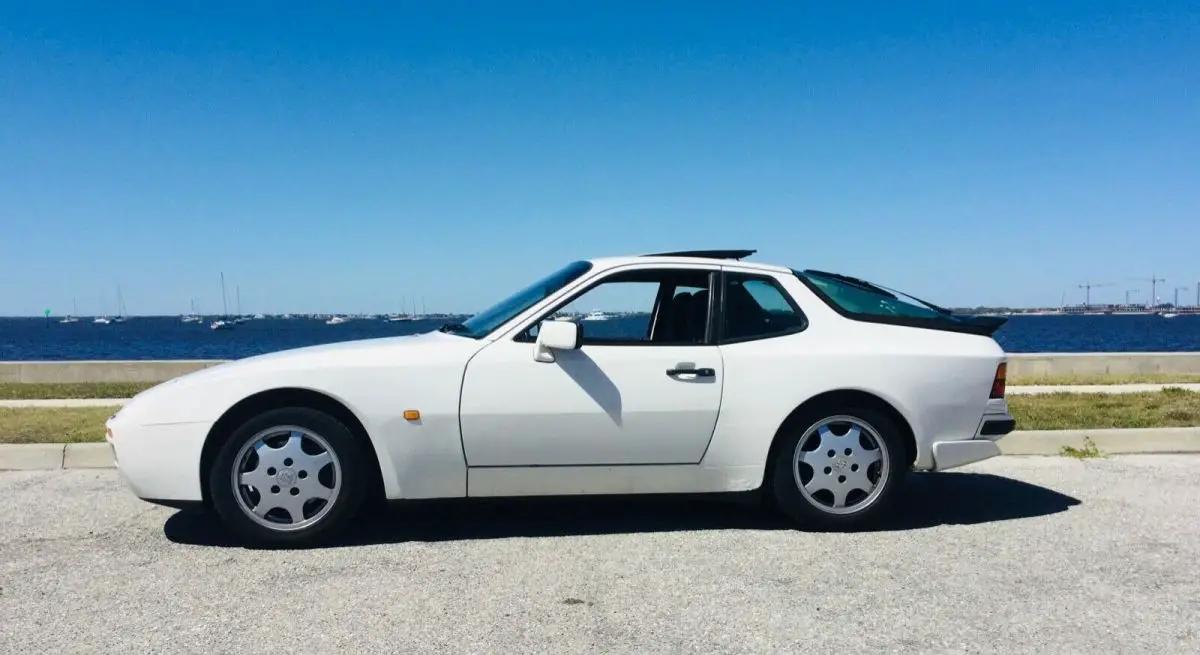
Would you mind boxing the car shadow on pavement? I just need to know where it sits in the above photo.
[163,471,1081,549]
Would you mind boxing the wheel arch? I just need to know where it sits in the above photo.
[198,387,386,507]
[762,388,917,488]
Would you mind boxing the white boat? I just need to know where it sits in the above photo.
[582,310,609,321]
[93,316,111,324]
[326,315,350,325]
[60,298,80,323]
[386,314,413,322]
[111,284,128,323]
[1162,313,1178,319]
[182,298,203,322]
[210,272,235,330]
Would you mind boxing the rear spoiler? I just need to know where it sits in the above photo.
[951,314,1009,337]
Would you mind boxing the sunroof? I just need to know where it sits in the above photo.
[642,249,757,260]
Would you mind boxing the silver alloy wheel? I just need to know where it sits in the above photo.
[792,414,890,515]
[231,425,342,532]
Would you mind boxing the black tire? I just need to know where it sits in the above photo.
[209,407,369,548]
[770,406,907,530]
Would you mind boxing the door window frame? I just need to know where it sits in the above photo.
[511,265,721,347]
[714,270,809,345]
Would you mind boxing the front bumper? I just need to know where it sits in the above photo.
[929,398,1015,471]
[106,413,212,503]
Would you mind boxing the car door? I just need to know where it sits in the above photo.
[458,265,724,467]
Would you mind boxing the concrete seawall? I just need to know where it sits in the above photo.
[0,360,227,383]
[2,352,1200,383]
[1006,352,1200,377]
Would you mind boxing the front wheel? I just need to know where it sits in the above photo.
[770,407,907,530]
[209,407,369,547]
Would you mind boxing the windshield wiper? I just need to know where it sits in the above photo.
[438,322,469,333]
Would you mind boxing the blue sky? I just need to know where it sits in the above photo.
[1,1,1196,316]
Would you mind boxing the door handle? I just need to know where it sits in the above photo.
[666,367,715,378]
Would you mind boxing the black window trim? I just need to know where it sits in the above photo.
[512,266,721,347]
[715,270,809,345]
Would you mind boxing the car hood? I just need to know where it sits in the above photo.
[133,330,483,399]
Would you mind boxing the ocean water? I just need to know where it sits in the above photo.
[1,313,1198,360]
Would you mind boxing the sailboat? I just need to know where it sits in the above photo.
[386,296,414,321]
[232,286,248,323]
[210,273,234,330]
[181,298,202,323]
[59,298,80,323]
[111,285,128,323]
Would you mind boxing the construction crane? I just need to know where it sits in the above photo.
[1078,281,1114,307]
[1133,274,1166,309]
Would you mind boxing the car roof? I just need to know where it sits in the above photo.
[586,249,792,274]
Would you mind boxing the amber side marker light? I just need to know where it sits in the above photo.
[990,363,1007,399]
[403,409,421,421]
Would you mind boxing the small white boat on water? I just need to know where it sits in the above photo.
[326,315,350,325]
[60,298,80,323]
[182,299,203,322]
[582,310,609,321]
[93,316,111,324]
[210,273,235,330]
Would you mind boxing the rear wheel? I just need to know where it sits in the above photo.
[770,407,906,530]
[209,407,369,547]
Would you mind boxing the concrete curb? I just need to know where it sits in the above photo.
[0,399,128,408]
[2,428,1200,470]
[0,443,113,470]
[1008,383,1200,395]
[998,427,1200,455]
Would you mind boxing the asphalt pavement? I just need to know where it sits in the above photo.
[1,456,1198,653]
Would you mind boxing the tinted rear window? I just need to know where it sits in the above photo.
[797,270,943,319]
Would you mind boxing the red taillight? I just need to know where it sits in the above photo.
[990,362,1007,398]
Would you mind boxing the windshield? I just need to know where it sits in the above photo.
[795,269,954,320]
[450,260,594,338]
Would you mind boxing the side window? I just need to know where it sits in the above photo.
[721,274,807,342]
[521,269,713,345]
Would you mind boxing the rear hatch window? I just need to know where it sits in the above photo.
[794,269,1006,336]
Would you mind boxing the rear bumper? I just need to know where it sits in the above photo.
[931,439,1001,470]
[930,398,1015,471]
[106,414,211,502]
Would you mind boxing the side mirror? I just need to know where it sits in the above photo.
[534,319,583,362]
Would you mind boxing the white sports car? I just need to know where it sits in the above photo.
[106,249,1014,546]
